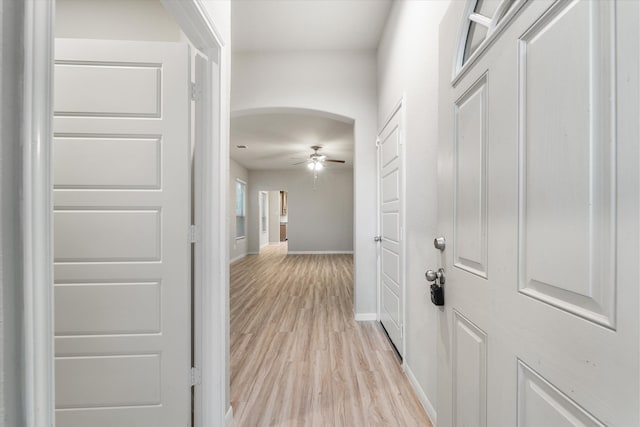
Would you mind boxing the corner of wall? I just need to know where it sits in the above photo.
[354,313,377,321]
[225,405,233,426]
[404,362,437,426]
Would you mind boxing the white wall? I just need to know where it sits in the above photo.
[248,170,353,254]
[229,159,248,262]
[268,191,280,244]
[0,1,24,425]
[232,50,377,315]
[56,0,183,41]
[377,1,451,423]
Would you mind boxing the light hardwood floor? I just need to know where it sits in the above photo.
[230,244,433,427]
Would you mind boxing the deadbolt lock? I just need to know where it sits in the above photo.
[433,236,446,251]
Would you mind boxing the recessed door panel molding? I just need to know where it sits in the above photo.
[54,135,162,190]
[382,284,401,328]
[54,61,161,118]
[517,0,616,328]
[381,126,400,167]
[382,169,400,204]
[454,73,488,278]
[382,212,400,242]
[56,408,162,427]
[382,247,400,284]
[53,209,161,263]
[55,354,161,409]
[452,310,487,427]
[517,360,605,427]
[54,282,161,336]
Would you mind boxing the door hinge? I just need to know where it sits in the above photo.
[189,224,200,243]
[190,81,201,102]
[190,367,201,386]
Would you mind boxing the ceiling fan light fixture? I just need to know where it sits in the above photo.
[307,160,324,171]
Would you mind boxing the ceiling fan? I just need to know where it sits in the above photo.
[293,145,346,171]
[293,146,346,189]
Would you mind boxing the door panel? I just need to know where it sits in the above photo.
[54,282,161,335]
[377,107,404,355]
[437,1,638,427]
[518,0,616,327]
[56,354,162,407]
[517,361,605,427]
[454,74,488,277]
[452,310,487,427]
[53,39,191,427]
[54,209,161,261]
[53,136,161,189]
[54,62,162,117]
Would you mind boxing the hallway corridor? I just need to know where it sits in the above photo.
[230,246,431,426]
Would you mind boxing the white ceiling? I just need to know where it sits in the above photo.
[231,0,392,52]
[230,0,392,170]
[230,113,354,171]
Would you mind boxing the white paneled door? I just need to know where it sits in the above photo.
[53,39,191,426]
[437,1,638,427]
[377,105,404,356]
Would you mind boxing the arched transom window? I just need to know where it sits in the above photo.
[456,0,522,75]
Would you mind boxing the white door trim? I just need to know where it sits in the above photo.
[376,96,407,360]
[22,1,229,426]
[22,1,55,425]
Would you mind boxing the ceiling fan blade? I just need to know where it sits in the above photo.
[292,160,309,165]
[325,159,346,163]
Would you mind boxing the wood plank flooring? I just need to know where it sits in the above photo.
[230,244,433,427]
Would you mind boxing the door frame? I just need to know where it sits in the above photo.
[21,1,229,426]
[376,96,407,359]
[258,191,269,250]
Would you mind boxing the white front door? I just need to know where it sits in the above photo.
[53,39,191,426]
[436,1,639,427]
[377,104,404,356]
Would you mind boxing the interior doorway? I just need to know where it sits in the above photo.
[376,100,405,359]
[22,0,227,425]
[278,191,288,244]
[53,36,193,426]
[258,190,288,255]
[52,2,199,424]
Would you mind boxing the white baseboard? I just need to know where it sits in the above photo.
[230,253,247,263]
[225,406,234,426]
[354,312,377,321]
[287,250,354,254]
[248,251,259,255]
[404,363,437,426]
